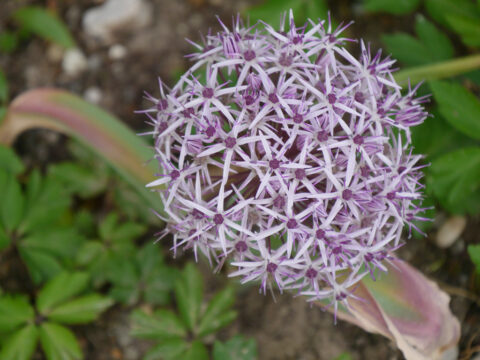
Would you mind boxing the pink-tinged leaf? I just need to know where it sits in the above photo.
[0,88,163,217]
[336,259,460,360]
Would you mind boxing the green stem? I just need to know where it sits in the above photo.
[394,54,480,86]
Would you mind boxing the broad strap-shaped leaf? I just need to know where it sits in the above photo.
[335,259,460,360]
[39,322,82,360]
[1,89,163,216]
[18,247,65,285]
[0,69,8,104]
[429,81,480,140]
[144,338,189,360]
[12,6,76,49]
[197,286,237,337]
[0,224,10,250]
[0,295,35,332]
[213,335,258,360]
[174,263,204,332]
[0,325,39,360]
[130,309,187,340]
[429,147,480,214]
[425,0,480,27]
[37,272,90,315]
[47,294,113,324]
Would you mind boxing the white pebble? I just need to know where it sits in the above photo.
[84,87,102,104]
[62,48,87,76]
[435,216,467,248]
[108,44,127,60]
[83,0,152,43]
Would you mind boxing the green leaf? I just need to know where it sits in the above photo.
[429,81,480,140]
[363,0,419,14]
[19,247,65,285]
[75,241,103,266]
[197,286,237,337]
[0,31,19,54]
[175,263,204,331]
[382,17,453,67]
[13,6,75,49]
[48,162,109,198]
[37,272,90,315]
[21,229,85,260]
[0,295,35,332]
[334,353,353,360]
[415,16,454,61]
[213,335,258,360]
[446,14,480,47]
[411,108,476,160]
[144,338,189,360]
[0,145,24,175]
[245,0,327,28]
[39,322,82,360]
[1,174,25,231]
[425,0,480,27]
[429,147,480,214]
[382,34,429,66]
[183,340,209,360]
[468,244,480,274]
[20,171,71,233]
[0,69,8,103]
[0,325,38,360]
[131,309,186,341]
[47,294,113,324]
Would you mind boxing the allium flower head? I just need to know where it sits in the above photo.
[143,12,428,309]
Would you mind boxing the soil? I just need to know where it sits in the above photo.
[1,0,479,359]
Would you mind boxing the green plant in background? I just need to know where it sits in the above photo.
[0,6,75,54]
[0,145,84,284]
[0,272,113,360]
[131,263,255,360]
[75,213,147,288]
[0,70,8,121]
[107,242,177,306]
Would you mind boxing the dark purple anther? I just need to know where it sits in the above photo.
[157,99,168,111]
[269,159,280,170]
[235,241,248,252]
[213,214,224,225]
[206,126,216,138]
[286,219,297,229]
[243,50,256,61]
[342,189,353,201]
[245,95,255,105]
[360,166,369,177]
[268,93,279,103]
[354,92,365,103]
[365,253,374,262]
[278,53,293,67]
[317,131,328,142]
[327,93,337,104]
[293,114,303,124]
[225,136,237,148]
[266,262,278,273]
[332,246,342,255]
[158,122,168,134]
[353,135,364,145]
[170,170,180,180]
[182,108,194,118]
[316,229,325,239]
[202,87,214,98]
[273,195,285,209]
[295,168,306,180]
[386,191,396,200]
[305,267,318,279]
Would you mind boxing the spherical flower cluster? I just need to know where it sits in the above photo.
[143,12,428,307]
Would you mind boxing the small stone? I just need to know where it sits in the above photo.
[47,44,64,63]
[83,0,152,43]
[108,44,127,60]
[84,87,102,104]
[62,48,87,76]
[435,216,467,249]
